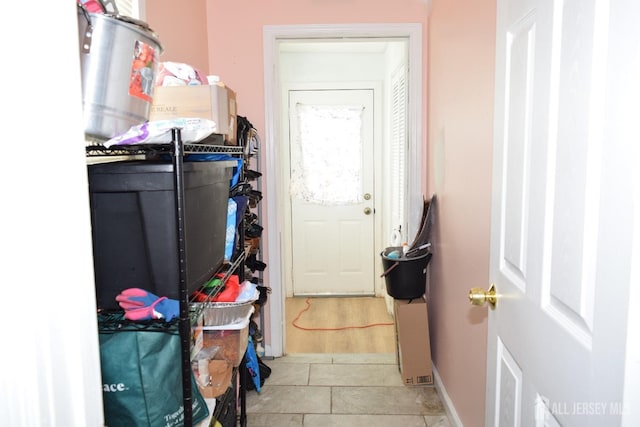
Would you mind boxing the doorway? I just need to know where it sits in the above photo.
[288,88,376,296]
[263,24,424,357]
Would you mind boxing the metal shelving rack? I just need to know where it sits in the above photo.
[87,129,247,426]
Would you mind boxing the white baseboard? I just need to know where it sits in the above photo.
[433,365,464,427]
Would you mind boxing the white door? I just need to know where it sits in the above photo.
[485,0,639,425]
[288,89,375,296]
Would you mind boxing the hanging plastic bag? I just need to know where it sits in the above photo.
[224,198,237,262]
[245,336,262,392]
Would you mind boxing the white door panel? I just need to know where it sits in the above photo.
[289,89,375,295]
[487,0,638,425]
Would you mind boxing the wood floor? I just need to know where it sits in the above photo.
[284,296,396,354]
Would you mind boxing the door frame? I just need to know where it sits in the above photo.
[263,23,424,357]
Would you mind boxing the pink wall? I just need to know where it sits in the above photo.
[204,0,429,140]
[145,0,210,74]
[427,0,496,425]
[145,0,496,424]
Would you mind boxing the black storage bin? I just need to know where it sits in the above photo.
[88,160,236,310]
[381,247,432,299]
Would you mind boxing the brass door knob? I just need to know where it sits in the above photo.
[364,207,372,215]
[469,284,498,309]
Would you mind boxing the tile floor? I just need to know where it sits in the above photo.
[244,353,451,427]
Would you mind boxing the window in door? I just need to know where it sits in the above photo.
[290,103,365,205]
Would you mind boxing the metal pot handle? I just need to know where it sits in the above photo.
[77,3,164,54]
[78,4,93,54]
[99,0,119,15]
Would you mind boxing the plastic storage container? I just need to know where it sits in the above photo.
[381,247,433,299]
[201,307,253,367]
[88,160,236,310]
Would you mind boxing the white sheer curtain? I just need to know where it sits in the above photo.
[290,104,364,205]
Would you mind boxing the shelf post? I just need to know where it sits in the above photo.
[171,128,193,426]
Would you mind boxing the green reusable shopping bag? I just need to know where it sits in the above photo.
[98,314,209,427]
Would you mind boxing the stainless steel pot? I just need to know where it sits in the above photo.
[78,7,163,141]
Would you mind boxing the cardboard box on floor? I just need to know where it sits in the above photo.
[149,84,237,145]
[394,298,434,386]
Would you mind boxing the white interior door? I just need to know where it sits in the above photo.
[288,89,375,296]
[486,0,638,425]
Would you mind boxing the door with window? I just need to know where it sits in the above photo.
[288,89,375,296]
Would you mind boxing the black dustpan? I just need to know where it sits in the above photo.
[408,194,436,255]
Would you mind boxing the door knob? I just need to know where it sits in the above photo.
[364,207,372,215]
[469,284,498,309]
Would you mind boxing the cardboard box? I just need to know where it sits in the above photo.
[196,359,234,399]
[394,298,434,386]
[150,84,237,144]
